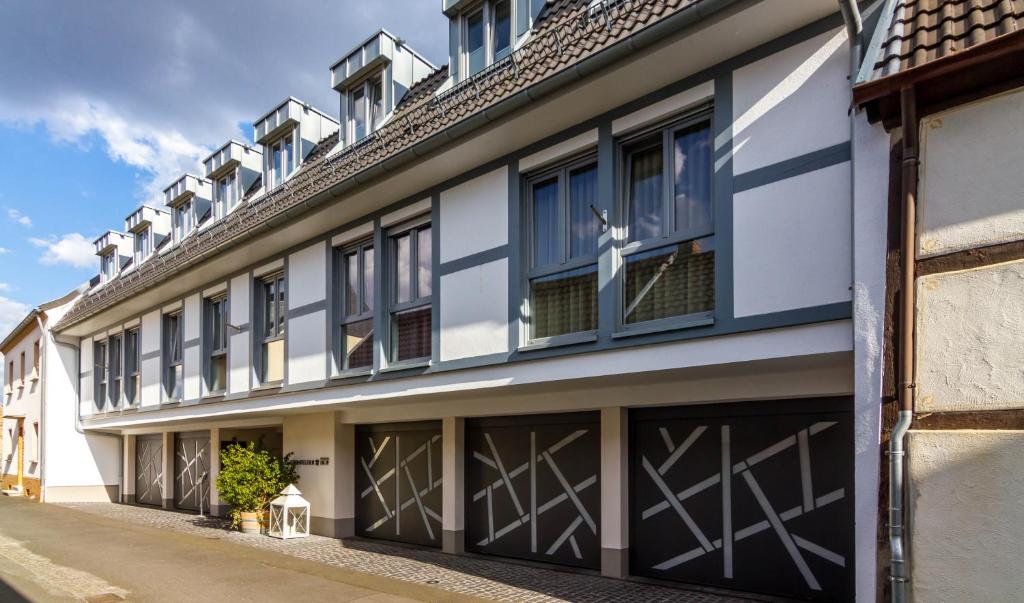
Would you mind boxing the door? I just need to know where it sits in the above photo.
[135,434,163,506]
[466,412,601,569]
[631,398,855,602]
[174,432,210,511]
[355,421,443,547]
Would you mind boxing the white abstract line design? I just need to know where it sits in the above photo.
[472,428,597,561]
[641,420,847,592]
[360,433,441,541]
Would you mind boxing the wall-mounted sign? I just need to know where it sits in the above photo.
[295,457,330,466]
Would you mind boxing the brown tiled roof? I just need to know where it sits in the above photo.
[56,0,707,331]
[869,0,1023,79]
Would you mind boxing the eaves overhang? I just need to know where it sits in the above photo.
[53,0,749,334]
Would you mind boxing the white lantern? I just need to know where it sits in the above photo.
[267,484,310,539]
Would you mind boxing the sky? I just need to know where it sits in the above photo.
[0,0,449,364]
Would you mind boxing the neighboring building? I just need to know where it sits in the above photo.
[0,289,120,502]
[854,1,1024,601]
[35,0,917,600]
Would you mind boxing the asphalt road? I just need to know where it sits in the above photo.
[0,496,478,602]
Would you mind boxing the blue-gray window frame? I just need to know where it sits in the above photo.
[93,339,107,411]
[204,295,229,394]
[616,106,716,334]
[523,153,601,344]
[107,333,122,408]
[386,216,433,366]
[124,328,140,405]
[256,273,286,385]
[335,239,375,374]
[163,312,183,401]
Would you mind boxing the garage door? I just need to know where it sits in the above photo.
[174,432,210,512]
[631,398,854,602]
[466,412,600,569]
[355,421,442,547]
[135,434,163,506]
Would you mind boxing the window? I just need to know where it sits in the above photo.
[259,274,286,384]
[214,171,238,218]
[173,200,195,243]
[462,0,511,77]
[388,220,431,363]
[337,241,375,372]
[206,296,228,393]
[348,75,385,143]
[32,422,39,463]
[164,313,183,401]
[108,334,122,407]
[621,114,714,326]
[124,328,140,405]
[266,132,296,190]
[19,351,25,385]
[134,228,151,264]
[32,341,39,376]
[6,361,12,390]
[94,340,108,409]
[100,252,118,282]
[526,157,600,340]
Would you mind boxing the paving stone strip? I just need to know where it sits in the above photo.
[61,503,752,603]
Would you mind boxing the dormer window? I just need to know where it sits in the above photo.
[448,0,534,83]
[100,252,118,283]
[266,130,296,190]
[349,74,384,143]
[134,227,151,265]
[94,230,132,283]
[214,170,238,219]
[173,199,195,243]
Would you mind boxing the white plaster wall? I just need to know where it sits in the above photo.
[731,27,849,174]
[140,310,161,408]
[850,112,889,603]
[1,323,43,479]
[916,260,1024,412]
[282,413,337,518]
[439,167,508,263]
[288,241,326,309]
[733,162,852,317]
[183,294,201,401]
[229,274,250,395]
[918,87,1024,257]
[287,311,327,384]
[908,430,1024,602]
[439,259,509,361]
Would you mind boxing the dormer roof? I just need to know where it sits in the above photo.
[330,29,436,92]
[253,97,338,145]
[164,174,212,208]
[125,205,170,234]
[203,140,263,180]
[94,231,132,256]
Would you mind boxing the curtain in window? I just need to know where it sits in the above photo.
[623,237,714,324]
[532,178,559,266]
[569,165,599,259]
[343,319,374,369]
[393,307,431,361]
[673,124,713,233]
[530,265,598,339]
[628,145,663,242]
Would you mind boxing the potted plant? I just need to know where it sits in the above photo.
[216,441,299,534]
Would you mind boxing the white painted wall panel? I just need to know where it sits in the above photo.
[140,310,160,354]
[287,311,326,384]
[184,346,201,401]
[916,260,1024,412]
[918,87,1024,257]
[229,274,251,395]
[733,162,852,317]
[439,167,508,262]
[288,241,326,308]
[140,310,162,408]
[732,27,849,174]
[440,259,509,361]
[908,430,1024,602]
[184,294,201,400]
[183,294,201,340]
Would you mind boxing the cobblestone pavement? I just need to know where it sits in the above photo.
[62,503,757,603]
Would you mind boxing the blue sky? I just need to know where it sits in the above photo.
[0,1,448,344]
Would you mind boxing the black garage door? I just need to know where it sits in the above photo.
[631,398,854,602]
[174,432,210,512]
[355,421,443,547]
[466,412,600,569]
[135,434,163,506]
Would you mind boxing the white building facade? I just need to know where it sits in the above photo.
[50,1,889,600]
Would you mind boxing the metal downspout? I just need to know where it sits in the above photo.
[891,84,919,603]
[837,0,864,77]
[55,336,124,502]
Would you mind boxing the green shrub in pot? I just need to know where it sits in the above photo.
[216,441,299,530]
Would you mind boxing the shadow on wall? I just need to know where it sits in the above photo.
[0,578,32,603]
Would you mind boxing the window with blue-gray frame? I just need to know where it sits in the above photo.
[124,328,140,405]
[337,240,375,372]
[108,333,122,408]
[525,155,600,341]
[163,312,183,401]
[94,339,108,410]
[258,274,286,384]
[388,218,432,364]
[205,295,228,394]
[619,110,714,329]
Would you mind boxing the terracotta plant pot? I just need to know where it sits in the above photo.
[239,511,261,534]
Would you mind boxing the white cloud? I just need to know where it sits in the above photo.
[29,233,96,269]
[0,284,12,292]
[0,247,9,254]
[7,209,31,227]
